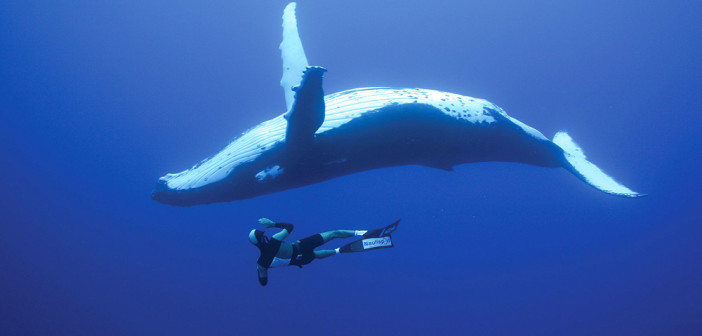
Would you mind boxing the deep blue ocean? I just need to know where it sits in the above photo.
[2,1,701,335]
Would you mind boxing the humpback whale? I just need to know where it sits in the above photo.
[151,3,643,206]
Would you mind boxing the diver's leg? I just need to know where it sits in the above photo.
[314,249,337,259]
[319,230,356,243]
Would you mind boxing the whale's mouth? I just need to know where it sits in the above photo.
[150,174,226,206]
[150,179,169,203]
[150,178,232,207]
[150,179,190,206]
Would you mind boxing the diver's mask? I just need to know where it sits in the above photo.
[248,229,268,246]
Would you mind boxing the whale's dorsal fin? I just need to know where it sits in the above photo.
[285,66,327,148]
[280,2,309,112]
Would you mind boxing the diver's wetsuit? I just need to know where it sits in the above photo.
[289,234,325,267]
[253,223,324,269]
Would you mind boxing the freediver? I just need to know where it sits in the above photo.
[249,218,399,286]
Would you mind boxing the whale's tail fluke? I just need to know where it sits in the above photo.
[553,132,645,198]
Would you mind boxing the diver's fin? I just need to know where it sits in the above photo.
[363,219,400,238]
[338,220,399,253]
[284,66,327,147]
[280,2,309,113]
[338,236,394,253]
[553,132,645,197]
[339,236,394,253]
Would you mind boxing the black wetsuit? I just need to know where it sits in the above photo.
[254,223,325,268]
[255,236,284,268]
[289,234,324,267]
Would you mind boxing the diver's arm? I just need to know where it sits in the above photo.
[259,218,294,240]
[257,264,268,286]
[271,222,293,240]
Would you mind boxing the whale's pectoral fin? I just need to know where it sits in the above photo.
[280,2,309,113]
[553,132,645,197]
[284,66,327,147]
[279,3,326,148]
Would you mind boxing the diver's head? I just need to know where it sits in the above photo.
[249,229,265,246]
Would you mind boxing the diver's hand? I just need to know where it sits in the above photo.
[257,264,268,286]
[258,218,275,228]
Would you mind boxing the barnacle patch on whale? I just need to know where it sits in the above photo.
[256,165,284,181]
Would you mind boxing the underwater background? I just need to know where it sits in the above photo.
[2,0,701,335]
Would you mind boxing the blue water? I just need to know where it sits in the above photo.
[2,1,701,335]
